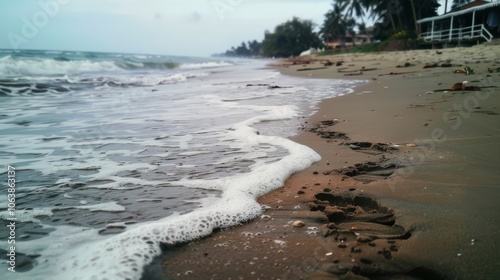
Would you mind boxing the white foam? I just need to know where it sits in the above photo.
[116,72,209,86]
[72,201,125,212]
[0,201,124,224]
[0,208,53,223]
[179,61,233,69]
[11,106,320,280]
[0,54,214,79]
[0,57,122,77]
[0,59,365,280]
[48,71,209,87]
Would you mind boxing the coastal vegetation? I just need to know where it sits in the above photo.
[261,17,323,58]
[223,40,262,57]
[218,17,321,58]
[219,0,474,58]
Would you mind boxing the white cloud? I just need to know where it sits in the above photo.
[0,0,333,56]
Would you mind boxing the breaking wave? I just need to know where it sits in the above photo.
[0,50,233,77]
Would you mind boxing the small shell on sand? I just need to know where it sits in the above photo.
[406,143,417,147]
[292,220,305,227]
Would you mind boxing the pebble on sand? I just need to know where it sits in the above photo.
[292,220,305,227]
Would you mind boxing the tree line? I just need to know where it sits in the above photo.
[218,0,470,58]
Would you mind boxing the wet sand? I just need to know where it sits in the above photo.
[158,45,500,279]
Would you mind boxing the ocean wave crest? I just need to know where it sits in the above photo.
[179,61,233,69]
[0,54,233,77]
[0,72,209,96]
[0,56,122,77]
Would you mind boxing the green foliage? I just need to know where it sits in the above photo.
[370,0,440,39]
[221,17,322,58]
[348,42,385,53]
[319,0,440,45]
[318,40,388,55]
[223,40,262,57]
[218,0,443,58]
[320,2,356,43]
[261,17,322,58]
[390,30,407,40]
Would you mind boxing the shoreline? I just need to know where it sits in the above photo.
[159,45,500,279]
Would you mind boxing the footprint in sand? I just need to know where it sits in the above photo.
[308,193,447,280]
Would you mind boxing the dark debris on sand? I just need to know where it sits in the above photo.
[307,119,349,141]
[333,161,400,183]
[303,120,447,280]
[307,193,447,280]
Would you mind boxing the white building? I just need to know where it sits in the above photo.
[417,0,500,44]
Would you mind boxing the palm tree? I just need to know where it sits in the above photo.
[370,1,397,31]
[357,22,367,35]
[338,0,369,19]
[320,2,348,45]
[333,0,440,40]
[338,0,374,38]
[321,2,360,48]
[410,0,419,34]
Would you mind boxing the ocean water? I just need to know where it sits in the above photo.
[0,49,361,279]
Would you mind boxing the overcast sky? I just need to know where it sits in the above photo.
[0,0,448,57]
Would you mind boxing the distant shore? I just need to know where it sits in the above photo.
[160,45,500,279]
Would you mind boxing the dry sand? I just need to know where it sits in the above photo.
[156,45,500,279]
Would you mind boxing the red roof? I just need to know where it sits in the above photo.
[459,0,490,11]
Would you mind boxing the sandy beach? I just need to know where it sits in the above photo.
[157,44,500,279]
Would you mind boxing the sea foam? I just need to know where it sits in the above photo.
[11,104,320,280]
[0,52,362,279]
[0,57,122,77]
[179,61,233,70]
